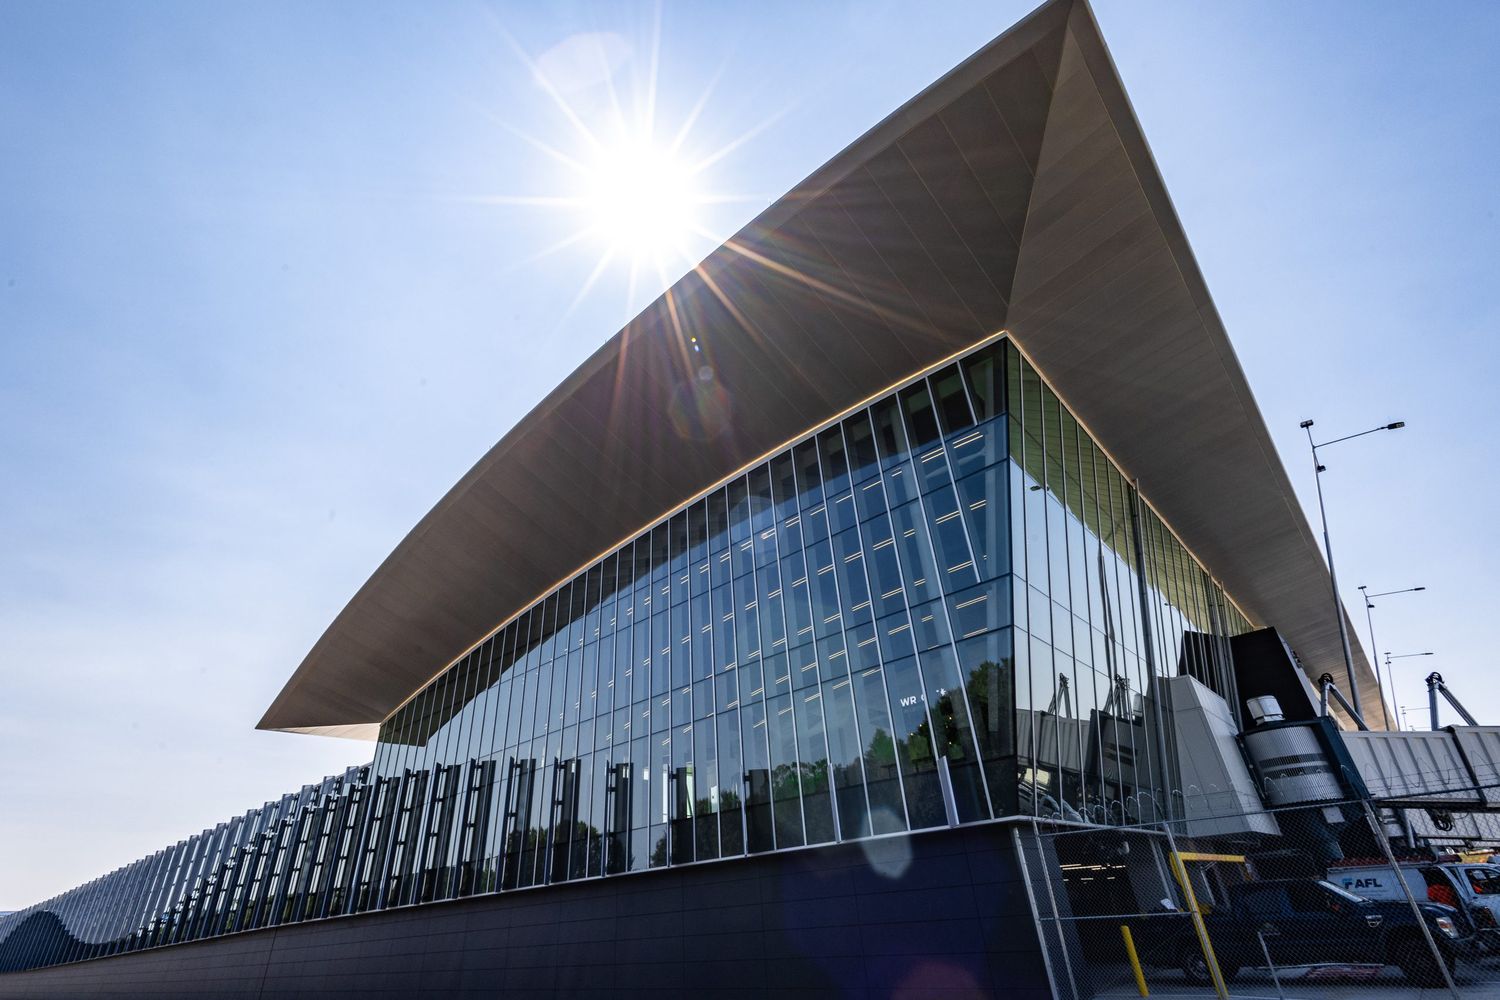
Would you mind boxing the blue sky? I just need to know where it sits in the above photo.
[1,1,1495,908]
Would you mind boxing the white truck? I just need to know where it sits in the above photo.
[1329,860,1500,950]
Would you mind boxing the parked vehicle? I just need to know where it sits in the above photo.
[1330,860,1500,950]
[1149,878,1470,986]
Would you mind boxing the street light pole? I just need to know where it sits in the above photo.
[1300,419,1406,719]
[1358,585,1426,730]
[1384,651,1435,731]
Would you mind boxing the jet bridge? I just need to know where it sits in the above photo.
[1339,726,1500,810]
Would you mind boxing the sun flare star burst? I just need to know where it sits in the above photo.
[471,21,786,321]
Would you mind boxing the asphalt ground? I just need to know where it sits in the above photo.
[1080,954,1500,999]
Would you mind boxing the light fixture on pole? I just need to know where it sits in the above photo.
[1384,650,1434,731]
[1300,418,1406,718]
[1358,585,1426,730]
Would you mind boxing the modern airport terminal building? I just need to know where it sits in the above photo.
[6,1,1499,997]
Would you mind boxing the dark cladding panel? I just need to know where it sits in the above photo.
[706,248,858,421]
[791,189,939,374]
[826,165,983,340]
[863,148,1003,334]
[732,232,875,404]
[896,117,1021,311]
[981,43,1062,179]
[936,83,1036,251]
[1,824,1051,1000]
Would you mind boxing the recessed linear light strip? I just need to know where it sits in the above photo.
[376,327,1015,726]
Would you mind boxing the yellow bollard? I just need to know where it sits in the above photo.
[1120,924,1149,997]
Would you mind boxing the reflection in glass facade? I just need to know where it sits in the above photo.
[374,335,1251,861]
[0,766,375,973]
[0,336,1254,974]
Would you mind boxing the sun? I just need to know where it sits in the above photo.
[578,139,702,266]
[471,22,787,319]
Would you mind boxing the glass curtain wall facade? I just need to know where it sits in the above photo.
[0,337,1256,975]
[0,766,375,973]
[1005,350,1250,825]
[372,336,1251,869]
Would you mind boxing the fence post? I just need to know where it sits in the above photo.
[1256,930,1284,1000]
[1360,800,1461,999]
[1160,822,1229,1000]
[1029,819,1081,1000]
[1012,826,1064,1000]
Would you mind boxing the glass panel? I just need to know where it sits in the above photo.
[882,655,943,829]
[871,396,909,468]
[771,452,798,520]
[740,701,773,853]
[961,343,1003,422]
[793,440,822,510]
[766,693,804,849]
[855,473,887,523]
[817,426,850,497]
[648,734,670,868]
[890,501,941,605]
[843,412,880,484]
[748,465,774,536]
[793,686,835,844]
[957,630,1016,815]
[806,539,841,639]
[924,484,979,593]
[948,416,1005,479]
[832,527,873,629]
[863,513,906,618]
[706,488,730,551]
[947,576,1009,641]
[670,724,694,865]
[822,676,872,839]
[919,646,990,822]
[693,719,720,861]
[900,382,941,448]
[727,477,751,545]
[858,665,900,839]
[909,598,951,651]
[716,709,745,857]
[929,364,975,435]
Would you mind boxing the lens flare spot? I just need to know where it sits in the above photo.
[667,370,731,441]
[859,820,913,880]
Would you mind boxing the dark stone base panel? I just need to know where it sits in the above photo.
[0,823,1050,1000]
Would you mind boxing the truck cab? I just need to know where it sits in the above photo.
[1330,859,1500,950]
[1169,878,1468,986]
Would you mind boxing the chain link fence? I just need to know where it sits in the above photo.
[1016,790,1500,999]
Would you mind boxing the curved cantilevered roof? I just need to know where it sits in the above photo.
[259,0,1382,738]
